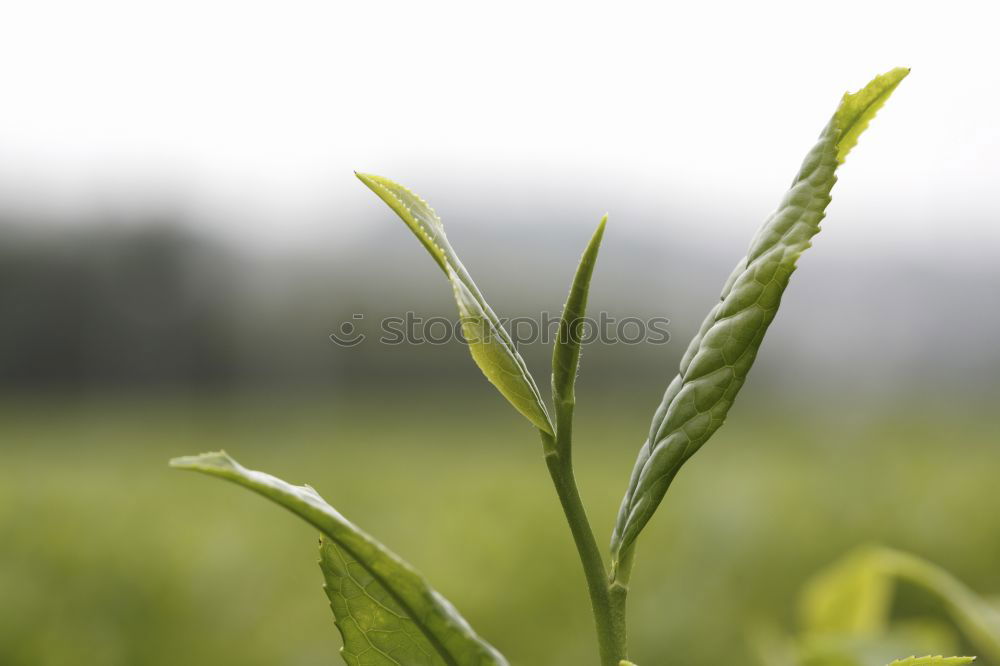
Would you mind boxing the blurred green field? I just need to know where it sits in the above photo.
[2,391,998,665]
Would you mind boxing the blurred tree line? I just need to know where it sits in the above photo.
[0,216,687,394]
[3,211,998,402]
[0,218,558,393]
[0,222,243,389]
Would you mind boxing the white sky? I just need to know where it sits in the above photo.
[0,0,997,251]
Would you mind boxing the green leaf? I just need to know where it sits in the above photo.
[874,550,1000,663]
[835,67,909,164]
[800,546,895,635]
[887,658,975,666]
[357,172,553,435]
[171,451,508,666]
[609,69,908,565]
[447,266,552,435]
[551,215,607,451]
[320,538,446,665]
[801,546,1000,663]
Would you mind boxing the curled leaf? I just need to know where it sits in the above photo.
[610,68,908,564]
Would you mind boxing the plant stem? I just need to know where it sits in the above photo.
[608,544,634,660]
[542,422,627,666]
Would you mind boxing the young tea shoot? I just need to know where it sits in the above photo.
[169,68,967,666]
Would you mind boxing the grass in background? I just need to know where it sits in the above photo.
[1,391,998,665]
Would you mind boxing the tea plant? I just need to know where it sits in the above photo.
[172,68,973,665]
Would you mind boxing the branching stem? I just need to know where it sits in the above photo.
[542,406,628,666]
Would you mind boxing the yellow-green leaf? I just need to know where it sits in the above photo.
[834,67,910,163]
[357,172,553,436]
[449,266,553,433]
[801,546,1000,664]
[800,546,894,635]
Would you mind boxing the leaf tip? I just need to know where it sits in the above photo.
[354,171,378,186]
[356,172,397,195]
[834,66,909,163]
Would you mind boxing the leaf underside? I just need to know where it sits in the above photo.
[356,172,553,435]
[171,452,508,666]
[610,67,909,564]
[320,538,446,665]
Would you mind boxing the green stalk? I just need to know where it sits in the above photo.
[608,544,634,661]
[543,411,627,666]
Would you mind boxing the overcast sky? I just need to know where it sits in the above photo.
[0,0,997,253]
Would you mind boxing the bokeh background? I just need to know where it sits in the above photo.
[2,1,998,664]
